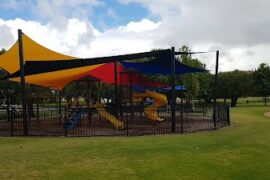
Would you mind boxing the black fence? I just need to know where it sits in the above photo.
[0,104,230,137]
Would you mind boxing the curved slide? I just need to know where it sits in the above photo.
[133,91,168,122]
[94,105,124,129]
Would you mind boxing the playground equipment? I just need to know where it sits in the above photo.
[133,90,168,122]
[93,104,124,129]
[1,31,227,137]
[64,107,84,130]
[62,77,124,130]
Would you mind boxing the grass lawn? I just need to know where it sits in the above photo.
[0,106,270,180]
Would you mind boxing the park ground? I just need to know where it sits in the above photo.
[0,100,270,179]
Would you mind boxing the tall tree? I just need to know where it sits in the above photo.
[178,45,208,104]
[253,63,270,106]
[218,70,253,107]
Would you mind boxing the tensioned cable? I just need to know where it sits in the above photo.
[175,50,217,55]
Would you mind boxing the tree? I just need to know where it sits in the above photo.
[178,45,208,104]
[218,70,253,107]
[253,63,270,106]
[198,73,214,103]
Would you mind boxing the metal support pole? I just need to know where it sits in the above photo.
[171,47,176,133]
[98,81,101,104]
[36,86,40,125]
[58,91,61,114]
[58,90,61,125]
[87,81,92,126]
[18,29,28,135]
[227,106,230,125]
[114,62,119,117]
[76,81,79,107]
[180,78,184,134]
[119,72,123,118]
[11,108,14,136]
[213,50,219,129]
[129,72,133,122]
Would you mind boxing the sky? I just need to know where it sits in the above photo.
[0,0,270,72]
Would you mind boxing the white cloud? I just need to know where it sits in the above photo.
[118,0,270,72]
[0,17,159,58]
[0,18,96,57]
[120,18,160,33]
[1,0,270,72]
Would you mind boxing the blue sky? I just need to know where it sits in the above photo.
[0,0,154,31]
[0,0,270,72]
[90,1,155,31]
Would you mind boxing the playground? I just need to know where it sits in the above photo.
[0,106,269,179]
[0,30,229,137]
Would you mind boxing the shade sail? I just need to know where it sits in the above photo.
[121,58,207,75]
[0,32,206,90]
[6,49,171,78]
[83,62,124,84]
[0,34,77,74]
[119,71,168,87]
[83,63,168,88]
[0,33,104,89]
[11,65,102,89]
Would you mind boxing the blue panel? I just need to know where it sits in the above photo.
[121,59,207,75]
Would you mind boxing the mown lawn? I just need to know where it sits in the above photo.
[0,106,270,180]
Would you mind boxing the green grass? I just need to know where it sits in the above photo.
[0,106,270,179]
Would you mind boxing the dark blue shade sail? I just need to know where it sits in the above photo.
[121,59,207,75]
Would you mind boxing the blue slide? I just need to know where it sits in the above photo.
[64,108,84,130]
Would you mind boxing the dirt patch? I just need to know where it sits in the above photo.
[264,112,270,117]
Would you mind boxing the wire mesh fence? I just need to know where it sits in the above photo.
[0,104,230,137]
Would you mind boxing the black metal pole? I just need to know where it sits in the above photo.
[114,62,119,118]
[98,81,101,104]
[36,86,39,125]
[87,81,91,126]
[58,91,61,114]
[76,81,79,107]
[119,72,123,118]
[213,50,219,129]
[227,106,230,126]
[180,77,184,134]
[18,29,28,135]
[58,90,61,125]
[171,47,176,133]
[129,72,133,122]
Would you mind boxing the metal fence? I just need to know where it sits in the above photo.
[0,104,230,137]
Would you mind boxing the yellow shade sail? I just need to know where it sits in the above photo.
[11,65,102,89]
[0,33,103,89]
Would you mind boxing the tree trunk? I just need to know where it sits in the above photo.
[230,97,238,107]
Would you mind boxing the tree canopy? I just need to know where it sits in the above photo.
[217,70,254,107]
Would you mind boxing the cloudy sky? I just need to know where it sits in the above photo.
[0,0,269,72]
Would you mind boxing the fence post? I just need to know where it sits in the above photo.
[125,103,129,136]
[18,29,28,135]
[180,80,184,134]
[36,103,39,125]
[171,47,176,133]
[227,106,231,126]
[213,50,219,129]
[10,108,14,136]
